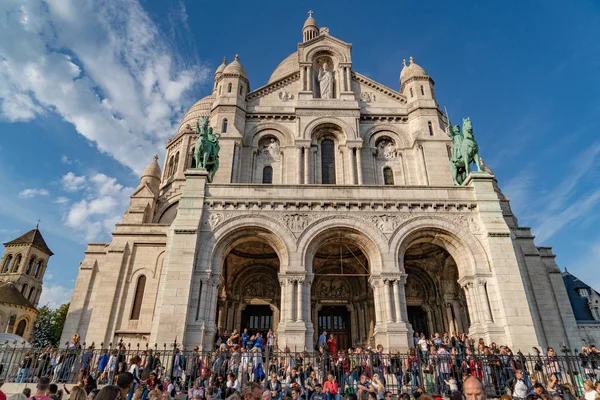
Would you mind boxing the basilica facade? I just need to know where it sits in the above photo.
[61,14,582,351]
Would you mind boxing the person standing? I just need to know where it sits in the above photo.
[318,331,327,350]
[17,353,33,383]
[27,377,52,400]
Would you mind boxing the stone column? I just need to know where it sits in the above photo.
[392,280,401,323]
[424,305,434,335]
[303,146,310,184]
[445,301,455,333]
[349,147,357,184]
[279,279,288,323]
[356,147,363,185]
[297,279,304,322]
[296,146,303,184]
[307,66,313,92]
[463,282,479,325]
[383,280,394,323]
[371,280,383,325]
[476,279,493,323]
[452,300,466,333]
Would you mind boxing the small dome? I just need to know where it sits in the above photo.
[303,15,318,29]
[214,57,227,77]
[223,54,247,78]
[268,52,299,83]
[177,95,214,134]
[400,56,428,83]
[141,155,161,181]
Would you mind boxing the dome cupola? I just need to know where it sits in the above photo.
[140,155,161,193]
[400,56,428,85]
[214,57,227,78]
[302,10,319,42]
[223,54,247,78]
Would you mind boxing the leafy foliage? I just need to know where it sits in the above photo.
[33,303,69,347]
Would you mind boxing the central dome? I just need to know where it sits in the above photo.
[268,52,299,83]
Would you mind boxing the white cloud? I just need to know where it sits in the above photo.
[18,188,50,199]
[60,155,72,164]
[55,196,69,204]
[61,172,86,192]
[38,283,73,309]
[0,0,208,175]
[63,172,133,241]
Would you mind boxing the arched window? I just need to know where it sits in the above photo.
[168,156,174,178]
[239,84,243,95]
[15,320,27,337]
[420,85,425,96]
[321,139,336,184]
[21,284,28,295]
[13,254,22,273]
[262,166,273,184]
[1,254,11,273]
[428,121,433,136]
[34,260,43,278]
[173,152,179,174]
[28,287,35,301]
[383,167,395,185]
[410,88,414,98]
[227,83,232,93]
[130,275,146,320]
[222,119,228,133]
[26,257,35,275]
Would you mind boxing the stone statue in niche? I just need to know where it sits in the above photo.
[318,61,333,99]
[258,138,281,162]
[376,139,398,160]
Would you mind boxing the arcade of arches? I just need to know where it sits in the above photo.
[213,228,473,350]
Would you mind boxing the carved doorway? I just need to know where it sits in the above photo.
[318,306,351,351]
[242,305,273,336]
[407,306,428,336]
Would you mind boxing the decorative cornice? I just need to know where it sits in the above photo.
[246,114,297,121]
[203,201,477,213]
[488,232,510,237]
[360,115,408,122]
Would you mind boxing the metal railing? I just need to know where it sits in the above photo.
[0,340,597,398]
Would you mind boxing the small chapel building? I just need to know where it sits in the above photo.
[61,13,583,351]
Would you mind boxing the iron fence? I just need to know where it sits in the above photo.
[0,340,597,398]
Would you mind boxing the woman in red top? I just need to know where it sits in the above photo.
[327,334,337,355]
[323,373,339,400]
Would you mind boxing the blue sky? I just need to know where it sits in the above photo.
[0,0,599,308]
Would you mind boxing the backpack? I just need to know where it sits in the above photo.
[170,385,177,398]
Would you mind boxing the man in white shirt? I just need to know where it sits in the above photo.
[511,370,528,400]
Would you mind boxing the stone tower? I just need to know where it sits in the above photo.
[0,227,53,307]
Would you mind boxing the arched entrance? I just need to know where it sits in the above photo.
[403,242,470,336]
[310,231,376,349]
[216,239,281,337]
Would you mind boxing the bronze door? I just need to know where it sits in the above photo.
[318,306,351,350]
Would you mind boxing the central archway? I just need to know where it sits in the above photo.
[308,228,377,349]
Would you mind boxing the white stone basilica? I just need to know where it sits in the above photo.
[61,13,583,352]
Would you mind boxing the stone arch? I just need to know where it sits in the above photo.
[199,215,295,275]
[14,316,30,337]
[304,117,356,142]
[127,267,156,283]
[390,216,490,279]
[298,216,388,275]
[230,262,281,297]
[155,200,179,224]
[245,123,294,147]
[365,124,412,149]
[305,45,348,64]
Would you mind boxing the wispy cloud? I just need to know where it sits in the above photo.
[18,188,50,199]
[0,0,209,175]
[62,172,134,242]
[504,142,600,244]
[55,196,69,204]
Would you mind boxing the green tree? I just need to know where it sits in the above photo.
[32,303,70,347]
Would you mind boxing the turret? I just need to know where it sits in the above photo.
[302,10,319,42]
[122,156,161,224]
[400,56,436,103]
[213,57,227,94]
[213,54,248,137]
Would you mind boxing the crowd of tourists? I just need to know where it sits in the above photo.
[3,330,600,400]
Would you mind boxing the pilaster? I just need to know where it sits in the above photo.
[151,169,209,346]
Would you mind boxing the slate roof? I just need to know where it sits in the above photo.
[0,282,36,310]
[4,228,53,255]
[562,270,600,323]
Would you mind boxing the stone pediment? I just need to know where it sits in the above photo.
[131,182,157,198]
[351,72,407,106]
